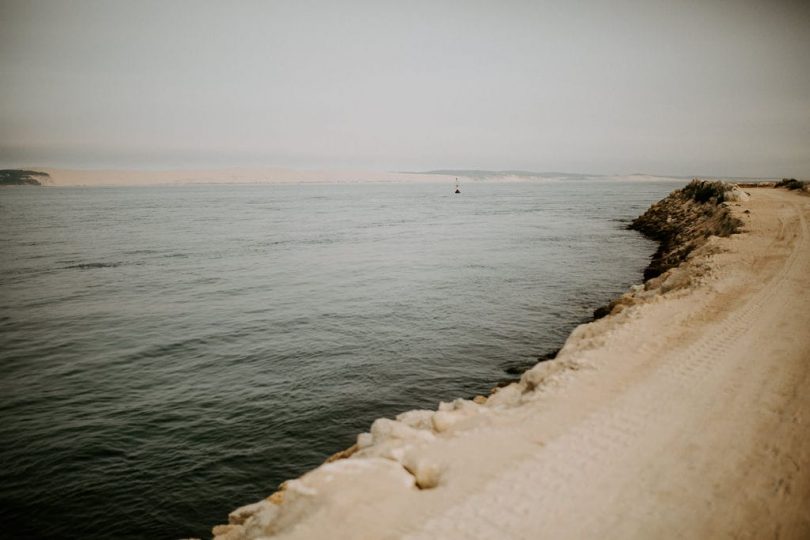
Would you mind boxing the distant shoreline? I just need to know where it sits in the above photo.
[0,167,720,187]
[0,170,50,186]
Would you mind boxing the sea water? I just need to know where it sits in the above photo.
[0,180,682,538]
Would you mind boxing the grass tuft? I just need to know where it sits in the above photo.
[775,178,806,191]
[680,179,731,203]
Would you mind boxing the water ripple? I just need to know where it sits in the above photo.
[0,180,682,539]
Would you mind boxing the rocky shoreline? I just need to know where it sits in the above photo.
[592,179,747,319]
[208,180,757,540]
[629,179,746,279]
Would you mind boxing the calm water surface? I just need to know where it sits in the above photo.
[0,180,682,538]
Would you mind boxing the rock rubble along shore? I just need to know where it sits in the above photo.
[210,183,810,540]
[629,178,747,280]
[594,178,747,319]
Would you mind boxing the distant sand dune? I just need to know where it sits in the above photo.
[39,168,458,186]
[36,167,690,186]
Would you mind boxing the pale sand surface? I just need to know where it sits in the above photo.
[220,187,809,540]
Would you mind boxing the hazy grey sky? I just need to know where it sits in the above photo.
[1,0,808,176]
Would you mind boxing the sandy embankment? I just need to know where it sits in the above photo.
[213,185,810,540]
[36,168,458,186]
[32,167,686,187]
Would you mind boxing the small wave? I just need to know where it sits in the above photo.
[63,262,122,270]
[123,249,159,255]
[257,239,293,247]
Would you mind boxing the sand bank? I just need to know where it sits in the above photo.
[35,168,458,186]
[213,185,810,540]
[30,167,687,187]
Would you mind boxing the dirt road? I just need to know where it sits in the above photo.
[400,187,810,539]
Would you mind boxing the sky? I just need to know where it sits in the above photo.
[1,0,808,177]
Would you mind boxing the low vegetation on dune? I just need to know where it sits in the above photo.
[680,179,734,203]
[775,178,807,191]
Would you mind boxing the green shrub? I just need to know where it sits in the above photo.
[776,178,806,190]
[680,179,729,203]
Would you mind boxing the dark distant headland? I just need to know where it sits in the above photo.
[0,170,49,186]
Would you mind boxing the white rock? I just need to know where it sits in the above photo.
[450,398,480,414]
[522,360,566,391]
[485,383,523,408]
[724,185,750,202]
[660,268,691,293]
[212,523,244,540]
[285,479,318,497]
[229,500,272,525]
[387,446,408,463]
[370,418,435,444]
[395,409,435,430]
[437,401,454,412]
[241,503,280,538]
[356,432,373,449]
[403,454,442,489]
[431,410,459,432]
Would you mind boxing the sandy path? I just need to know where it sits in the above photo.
[220,188,810,540]
[395,188,810,539]
[403,188,810,539]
